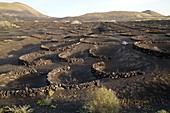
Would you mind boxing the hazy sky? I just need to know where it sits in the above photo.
[0,0,170,17]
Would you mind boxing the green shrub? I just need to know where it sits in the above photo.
[37,97,52,106]
[37,89,54,106]
[156,109,169,113]
[0,21,20,28]
[82,87,119,113]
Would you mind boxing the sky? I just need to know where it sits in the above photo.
[0,0,170,17]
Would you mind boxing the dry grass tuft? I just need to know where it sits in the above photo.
[4,105,33,113]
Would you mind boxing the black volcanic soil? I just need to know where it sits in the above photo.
[0,20,170,113]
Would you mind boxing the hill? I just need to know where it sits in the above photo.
[0,2,47,17]
[0,2,167,22]
[60,10,166,22]
[0,2,57,21]
[142,10,163,17]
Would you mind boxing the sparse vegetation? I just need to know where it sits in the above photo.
[50,104,57,109]
[4,105,33,113]
[37,97,52,106]
[0,21,19,28]
[82,87,119,113]
[37,89,56,107]
[48,90,55,97]
[156,109,169,113]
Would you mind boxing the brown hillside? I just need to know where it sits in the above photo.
[142,10,164,17]
[0,2,47,18]
[61,10,165,22]
[81,11,152,20]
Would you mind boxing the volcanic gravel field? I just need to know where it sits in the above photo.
[0,20,170,113]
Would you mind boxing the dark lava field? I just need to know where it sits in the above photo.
[0,20,170,113]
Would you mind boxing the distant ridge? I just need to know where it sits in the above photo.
[0,2,167,22]
[142,10,164,17]
[60,10,166,22]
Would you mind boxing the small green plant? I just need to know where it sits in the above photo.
[156,109,169,113]
[82,87,119,113]
[37,97,57,109]
[37,90,56,108]
[37,97,52,106]
[4,105,33,113]
[50,104,56,109]
[48,90,55,97]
